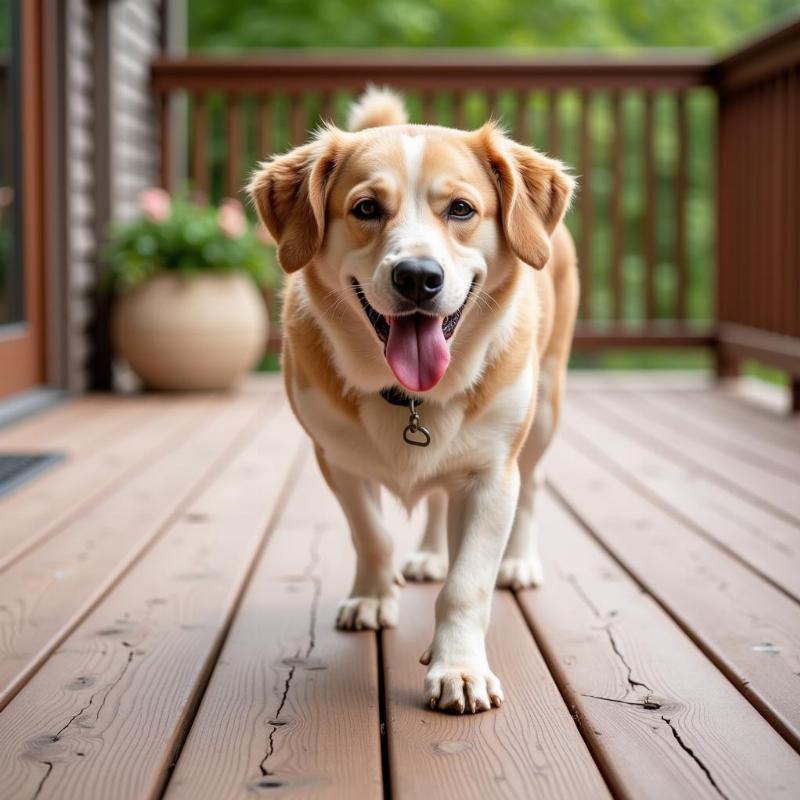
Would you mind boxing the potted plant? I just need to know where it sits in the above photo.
[106,189,277,391]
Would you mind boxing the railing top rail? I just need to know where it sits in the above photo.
[152,11,800,96]
[152,52,714,92]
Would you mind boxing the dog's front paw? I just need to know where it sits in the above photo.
[402,550,447,582]
[424,662,504,714]
[336,595,398,630]
[496,555,544,589]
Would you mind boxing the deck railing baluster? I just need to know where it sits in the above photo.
[515,90,529,143]
[547,89,561,158]
[225,93,243,198]
[256,94,273,159]
[610,90,624,321]
[674,91,687,321]
[191,92,209,199]
[642,90,656,321]
[578,89,593,321]
[290,91,305,146]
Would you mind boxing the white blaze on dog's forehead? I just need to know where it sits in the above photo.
[401,133,426,191]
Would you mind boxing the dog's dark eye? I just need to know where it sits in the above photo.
[448,200,475,220]
[351,199,382,220]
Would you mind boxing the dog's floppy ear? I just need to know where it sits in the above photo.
[473,124,575,269]
[248,130,342,273]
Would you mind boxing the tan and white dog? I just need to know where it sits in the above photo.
[249,88,578,714]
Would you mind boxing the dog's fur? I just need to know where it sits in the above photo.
[249,87,578,714]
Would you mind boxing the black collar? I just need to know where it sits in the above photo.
[379,386,424,408]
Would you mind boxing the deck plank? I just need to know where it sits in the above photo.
[634,390,800,479]
[0,393,268,710]
[383,499,610,800]
[583,390,800,523]
[0,402,305,800]
[546,432,800,750]
[0,397,124,452]
[0,397,215,570]
[518,490,800,800]
[712,387,800,441]
[564,396,800,602]
[165,451,383,800]
[384,585,612,800]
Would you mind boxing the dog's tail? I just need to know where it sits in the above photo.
[347,85,408,131]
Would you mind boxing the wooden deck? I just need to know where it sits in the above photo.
[1,374,799,799]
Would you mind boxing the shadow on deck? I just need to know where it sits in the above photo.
[0,373,799,799]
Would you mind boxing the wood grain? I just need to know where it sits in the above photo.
[519,489,800,799]
[0,394,266,710]
[659,388,800,456]
[0,396,125,452]
[0,397,207,570]
[383,498,611,800]
[165,451,383,799]
[546,431,800,749]
[0,403,305,800]
[564,395,800,602]
[582,390,800,523]
[384,585,611,800]
[633,390,800,479]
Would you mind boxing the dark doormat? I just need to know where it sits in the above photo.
[0,453,65,499]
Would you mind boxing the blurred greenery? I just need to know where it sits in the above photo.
[188,0,799,51]
[187,1,799,382]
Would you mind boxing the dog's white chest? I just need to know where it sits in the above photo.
[293,372,532,500]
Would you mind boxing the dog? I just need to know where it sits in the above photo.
[249,87,578,714]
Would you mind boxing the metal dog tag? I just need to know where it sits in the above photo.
[403,399,431,447]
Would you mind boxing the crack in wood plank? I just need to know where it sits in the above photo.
[661,716,730,800]
[602,625,652,693]
[258,524,323,780]
[581,693,661,710]
[30,760,52,800]
[92,650,135,724]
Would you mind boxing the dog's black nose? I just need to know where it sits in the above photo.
[391,258,444,304]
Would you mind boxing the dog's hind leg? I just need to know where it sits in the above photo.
[497,356,562,589]
[317,451,399,630]
[402,489,448,582]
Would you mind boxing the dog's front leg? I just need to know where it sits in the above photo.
[423,464,521,713]
[323,461,398,631]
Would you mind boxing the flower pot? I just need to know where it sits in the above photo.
[113,272,268,391]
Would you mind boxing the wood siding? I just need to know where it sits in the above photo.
[63,0,95,391]
[60,0,165,391]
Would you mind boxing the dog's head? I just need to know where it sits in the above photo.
[249,90,574,393]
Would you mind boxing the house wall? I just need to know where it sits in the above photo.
[61,0,96,391]
[108,1,164,225]
[58,0,176,391]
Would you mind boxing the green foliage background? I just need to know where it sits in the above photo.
[188,0,799,51]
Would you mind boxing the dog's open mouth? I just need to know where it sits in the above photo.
[351,278,471,392]
[351,279,469,345]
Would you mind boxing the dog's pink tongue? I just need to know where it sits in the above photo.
[386,314,450,392]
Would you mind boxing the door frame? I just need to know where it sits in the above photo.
[0,0,46,398]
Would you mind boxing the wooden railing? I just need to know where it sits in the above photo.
[152,55,716,353]
[151,19,800,407]
[712,17,800,406]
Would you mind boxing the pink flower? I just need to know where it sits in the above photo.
[139,188,171,223]
[218,198,247,238]
[0,186,14,208]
